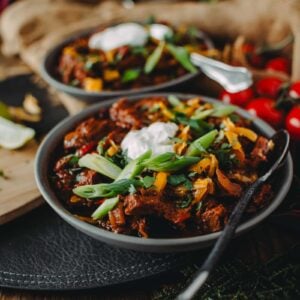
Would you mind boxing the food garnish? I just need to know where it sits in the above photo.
[52,96,274,238]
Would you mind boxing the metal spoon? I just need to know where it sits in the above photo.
[151,24,253,93]
[176,129,290,300]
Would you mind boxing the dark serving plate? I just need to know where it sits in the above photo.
[35,93,293,253]
[40,27,212,103]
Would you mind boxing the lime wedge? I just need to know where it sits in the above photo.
[0,116,35,149]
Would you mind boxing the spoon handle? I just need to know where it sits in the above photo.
[176,179,263,300]
[190,53,253,93]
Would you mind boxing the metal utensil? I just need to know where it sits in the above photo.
[176,129,290,300]
[190,53,253,93]
[151,24,253,92]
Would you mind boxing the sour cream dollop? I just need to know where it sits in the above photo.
[121,122,178,160]
[88,23,148,51]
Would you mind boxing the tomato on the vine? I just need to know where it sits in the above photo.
[219,88,254,107]
[288,81,300,99]
[266,57,290,74]
[285,106,300,140]
[246,98,284,128]
[255,77,283,98]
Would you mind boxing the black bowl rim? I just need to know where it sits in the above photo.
[35,93,293,252]
[40,26,206,101]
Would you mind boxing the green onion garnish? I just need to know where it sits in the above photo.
[78,153,122,180]
[91,197,119,220]
[186,129,218,156]
[166,44,197,73]
[144,41,165,74]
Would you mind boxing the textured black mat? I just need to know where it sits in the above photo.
[0,205,203,291]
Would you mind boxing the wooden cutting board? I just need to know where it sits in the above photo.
[0,74,69,224]
[0,141,43,224]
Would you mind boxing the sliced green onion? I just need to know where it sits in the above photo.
[116,150,151,180]
[186,129,218,156]
[122,68,141,83]
[91,197,119,220]
[168,95,183,107]
[191,109,214,120]
[144,41,165,74]
[78,153,121,180]
[211,105,236,117]
[142,152,199,173]
[73,179,141,199]
[147,156,200,172]
[166,43,197,73]
[142,152,174,166]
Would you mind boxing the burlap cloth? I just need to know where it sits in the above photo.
[1,0,300,112]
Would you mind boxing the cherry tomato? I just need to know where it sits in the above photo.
[246,98,284,128]
[219,88,254,107]
[255,77,284,98]
[285,106,300,140]
[288,81,300,99]
[266,57,290,74]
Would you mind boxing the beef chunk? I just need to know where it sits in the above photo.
[201,204,228,233]
[109,99,142,129]
[124,189,190,225]
[64,118,112,150]
[75,169,100,186]
[250,136,272,167]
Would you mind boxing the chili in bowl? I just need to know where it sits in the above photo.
[35,93,293,252]
[41,21,213,102]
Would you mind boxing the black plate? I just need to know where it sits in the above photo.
[0,73,68,136]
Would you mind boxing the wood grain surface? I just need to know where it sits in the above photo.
[0,140,44,224]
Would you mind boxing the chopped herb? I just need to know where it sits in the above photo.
[211,143,238,170]
[175,112,214,136]
[122,68,141,83]
[108,150,128,169]
[69,155,79,167]
[141,176,155,188]
[176,194,193,208]
[229,113,241,123]
[168,174,193,190]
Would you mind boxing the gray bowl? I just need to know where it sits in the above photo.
[35,93,293,253]
[40,28,202,103]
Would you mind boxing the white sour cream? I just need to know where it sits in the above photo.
[149,24,173,41]
[121,122,178,160]
[88,23,148,51]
